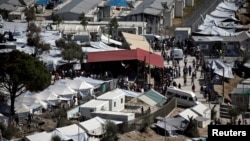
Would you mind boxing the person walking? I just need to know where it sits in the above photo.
[191,75,194,85]
[184,56,188,66]
[192,84,195,92]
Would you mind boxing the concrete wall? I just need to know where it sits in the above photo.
[175,0,184,18]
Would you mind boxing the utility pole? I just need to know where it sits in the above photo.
[222,43,225,102]
[142,5,145,36]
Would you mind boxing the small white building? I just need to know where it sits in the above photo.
[79,99,109,119]
[191,103,211,119]
[174,27,191,42]
[178,108,210,128]
[97,88,125,112]
[91,110,135,122]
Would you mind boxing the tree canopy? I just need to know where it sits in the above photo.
[101,120,119,141]
[52,13,63,29]
[55,39,83,62]
[27,22,51,55]
[0,50,51,115]
[107,17,119,37]
[79,12,88,30]
[24,7,36,25]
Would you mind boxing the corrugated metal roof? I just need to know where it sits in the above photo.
[121,32,153,52]
[35,0,49,5]
[178,109,199,121]
[128,0,173,16]
[87,48,164,68]
[138,89,167,106]
[231,88,250,95]
[236,31,250,42]
[7,0,23,6]
[0,3,18,11]
[144,89,167,106]
[56,0,102,15]
[106,0,128,7]
[80,99,109,108]
[138,95,157,106]
[97,88,125,100]
[191,103,210,117]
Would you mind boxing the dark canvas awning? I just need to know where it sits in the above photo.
[87,48,164,68]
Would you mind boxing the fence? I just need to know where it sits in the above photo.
[120,97,177,133]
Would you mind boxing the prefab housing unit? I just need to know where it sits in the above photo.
[79,99,109,119]
[91,110,135,122]
[191,103,211,119]
[97,88,125,112]
[174,27,191,42]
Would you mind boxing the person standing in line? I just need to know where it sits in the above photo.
[238,119,241,125]
[178,83,181,89]
[141,106,144,115]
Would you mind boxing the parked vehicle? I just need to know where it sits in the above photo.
[170,48,184,60]
[165,86,200,107]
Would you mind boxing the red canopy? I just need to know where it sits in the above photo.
[87,48,164,68]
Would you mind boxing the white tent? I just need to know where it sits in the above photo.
[74,76,105,89]
[15,91,42,114]
[33,90,59,108]
[53,124,88,141]
[55,79,94,91]
[14,102,30,119]
[34,90,58,102]
[55,79,95,97]
[26,131,53,141]
[46,85,77,98]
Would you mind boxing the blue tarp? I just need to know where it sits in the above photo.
[106,0,128,7]
[35,0,50,5]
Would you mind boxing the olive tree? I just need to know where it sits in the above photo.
[79,12,88,30]
[107,17,119,37]
[55,39,83,63]
[27,22,51,55]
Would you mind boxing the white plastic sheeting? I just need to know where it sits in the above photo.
[120,89,143,98]
[90,41,122,51]
[101,34,122,46]
[26,131,53,141]
[53,124,88,141]
[45,85,77,97]
[55,79,94,91]
[74,76,105,88]
[217,1,239,12]
[207,60,234,78]
[196,1,242,36]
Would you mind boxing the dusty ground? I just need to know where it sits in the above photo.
[214,75,244,103]
[118,128,188,141]
[118,107,208,141]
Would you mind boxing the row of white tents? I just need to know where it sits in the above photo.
[25,116,122,141]
[13,77,102,116]
[13,76,143,117]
